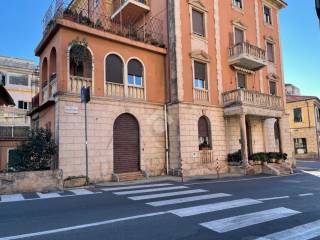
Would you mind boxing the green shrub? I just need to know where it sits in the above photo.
[8,128,57,172]
[250,152,269,162]
[228,150,242,163]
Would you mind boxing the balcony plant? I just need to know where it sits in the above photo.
[63,8,76,21]
[95,19,104,30]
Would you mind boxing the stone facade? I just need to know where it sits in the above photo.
[57,95,166,182]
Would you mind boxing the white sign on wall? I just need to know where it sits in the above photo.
[64,106,79,114]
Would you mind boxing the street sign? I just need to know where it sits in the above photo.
[81,86,91,103]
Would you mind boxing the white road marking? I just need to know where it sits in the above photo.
[298,193,314,197]
[129,189,208,201]
[200,207,300,233]
[101,183,173,192]
[255,219,320,240]
[114,186,188,195]
[257,196,290,201]
[0,212,167,240]
[37,192,61,199]
[302,170,320,177]
[69,189,95,195]
[0,194,24,202]
[147,193,231,207]
[185,173,302,186]
[169,198,262,217]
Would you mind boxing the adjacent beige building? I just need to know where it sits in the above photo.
[286,95,320,160]
[0,56,39,170]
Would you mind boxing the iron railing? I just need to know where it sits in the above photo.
[113,0,149,13]
[43,0,164,47]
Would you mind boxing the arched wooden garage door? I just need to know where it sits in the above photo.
[113,113,140,173]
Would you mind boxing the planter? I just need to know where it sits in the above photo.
[269,159,276,163]
[63,13,75,21]
[64,176,87,188]
[254,160,263,165]
[200,146,211,151]
[276,159,283,164]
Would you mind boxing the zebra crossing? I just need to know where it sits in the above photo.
[104,182,320,239]
[0,188,102,203]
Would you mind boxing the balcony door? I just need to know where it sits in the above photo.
[234,28,244,44]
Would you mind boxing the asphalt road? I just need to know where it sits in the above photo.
[1,161,320,240]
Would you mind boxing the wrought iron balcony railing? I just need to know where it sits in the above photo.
[222,89,282,110]
[43,0,164,48]
[228,42,267,71]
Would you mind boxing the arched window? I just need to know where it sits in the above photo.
[106,54,123,84]
[42,58,48,85]
[128,59,143,87]
[69,44,92,78]
[49,47,57,81]
[198,116,211,150]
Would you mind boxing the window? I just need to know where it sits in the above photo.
[234,27,244,44]
[294,138,307,154]
[128,59,143,87]
[18,101,29,110]
[269,81,277,95]
[106,54,124,84]
[192,9,205,37]
[232,0,243,9]
[9,75,29,86]
[0,72,5,86]
[69,45,93,78]
[194,61,206,89]
[8,148,18,166]
[294,108,302,122]
[267,42,275,62]
[264,5,272,25]
[237,72,246,89]
[198,116,211,150]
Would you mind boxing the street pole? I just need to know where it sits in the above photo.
[85,101,88,184]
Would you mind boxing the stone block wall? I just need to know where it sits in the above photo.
[0,170,63,194]
[291,126,318,160]
[225,116,241,154]
[176,103,228,177]
[57,95,166,182]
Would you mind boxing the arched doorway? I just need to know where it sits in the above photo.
[113,113,140,173]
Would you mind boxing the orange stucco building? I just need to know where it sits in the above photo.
[31,0,293,182]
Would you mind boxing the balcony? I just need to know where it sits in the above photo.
[68,76,92,94]
[50,74,58,96]
[105,82,145,100]
[228,42,267,71]
[42,0,163,48]
[42,81,49,103]
[112,0,150,24]
[193,88,209,104]
[222,89,283,116]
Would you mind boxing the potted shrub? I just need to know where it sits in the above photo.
[250,152,268,165]
[268,152,278,163]
[227,150,242,166]
[95,19,104,30]
[63,8,76,21]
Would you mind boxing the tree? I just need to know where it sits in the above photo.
[8,128,57,172]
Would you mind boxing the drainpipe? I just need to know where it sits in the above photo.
[164,104,169,175]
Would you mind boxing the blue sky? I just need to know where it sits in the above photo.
[0,0,319,96]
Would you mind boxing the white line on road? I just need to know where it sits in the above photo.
[147,193,231,206]
[0,212,167,240]
[101,183,173,192]
[113,186,188,195]
[37,192,61,199]
[69,189,95,195]
[257,196,290,201]
[129,189,208,201]
[185,173,303,186]
[200,207,300,233]
[298,193,314,197]
[255,219,320,240]
[169,198,262,217]
[0,194,24,202]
